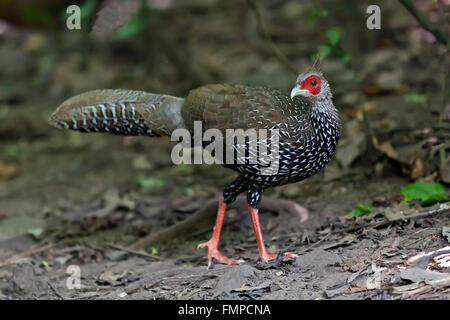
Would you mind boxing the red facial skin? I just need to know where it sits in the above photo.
[301,75,321,95]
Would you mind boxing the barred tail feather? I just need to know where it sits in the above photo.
[48,89,185,137]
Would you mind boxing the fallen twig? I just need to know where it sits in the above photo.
[130,198,218,250]
[393,276,450,297]
[107,244,161,261]
[0,242,57,267]
[48,281,66,300]
[398,0,448,46]
[124,266,227,294]
[130,195,307,250]
[295,232,332,255]
[246,0,298,75]
[332,202,450,235]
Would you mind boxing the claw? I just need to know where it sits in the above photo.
[284,252,298,258]
[260,252,278,262]
[198,195,243,267]
[259,252,297,262]
[198,240,241,266]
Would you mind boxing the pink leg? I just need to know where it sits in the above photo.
[248,205,296,261]
[198,195,242,267]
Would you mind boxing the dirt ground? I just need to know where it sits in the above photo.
[0,0,449,300]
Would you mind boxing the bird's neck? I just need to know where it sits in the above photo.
[310,100,340,155]
[291,96,339,132]
[311,100,339,127]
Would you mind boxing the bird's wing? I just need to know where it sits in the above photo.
[181,84,285,135]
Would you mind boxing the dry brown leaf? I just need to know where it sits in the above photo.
[266,219,278,231]
[384,202,412,222]
[0,162,20,180]
[410,159,424,181]
[336,135,366,167]
[347,102,376,120]
[231,281,271,293]
[99,270,128,285]
[335,120,367,167]
[322,234,357,250]
[373,140,399,160]
[421,171,438,182]
[363,85,405,96]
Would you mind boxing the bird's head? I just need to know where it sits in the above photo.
[290,58,332,105]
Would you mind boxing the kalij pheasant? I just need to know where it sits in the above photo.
[48,59,340,266]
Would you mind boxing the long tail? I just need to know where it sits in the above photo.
[48,89,185,137]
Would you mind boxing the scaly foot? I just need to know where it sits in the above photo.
[259,251,298,262]
[198,240,244,268]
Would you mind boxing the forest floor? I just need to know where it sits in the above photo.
[0,1,449,300]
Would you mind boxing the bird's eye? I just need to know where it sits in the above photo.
[300,75,321,95]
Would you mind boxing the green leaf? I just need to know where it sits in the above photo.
[80,0,98,23]
[318,45,332,58]
[350,204,374,217]
[419,194,449,206]
[151,247,159,256]
[176,163,188,172]
[327,28,340,46]
[138,177,165,188]
[115,13,147,39]
[184,188,195,197]
[4,145,20,157]
[402,182,449,206]
[342,54,351,63]
[307,9,329,24]
[404,93,428,103]
[27,228,44,239]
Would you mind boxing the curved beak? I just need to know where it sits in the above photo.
[290,87,309,99]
